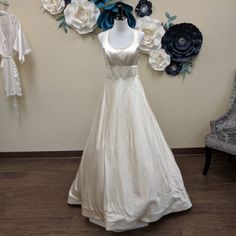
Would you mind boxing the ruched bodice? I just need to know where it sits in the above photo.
[102,29,140,67]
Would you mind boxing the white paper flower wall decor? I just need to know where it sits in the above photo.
[149,49,170,71]
[42,0,65,15]
[41,0,203,78]
[135,16,165,54]
[64,0,100,34]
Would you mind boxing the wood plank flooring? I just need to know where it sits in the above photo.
[0,154,235,236]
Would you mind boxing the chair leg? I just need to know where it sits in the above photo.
[203,146,212,175]
[227,154,233,162]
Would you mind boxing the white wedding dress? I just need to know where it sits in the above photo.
[68,28,192,232]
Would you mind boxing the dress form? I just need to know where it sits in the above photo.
[108,18,134,49]
[98,19,144,50]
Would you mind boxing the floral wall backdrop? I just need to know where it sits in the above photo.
[41,0,203,78]
[0,0,235,151]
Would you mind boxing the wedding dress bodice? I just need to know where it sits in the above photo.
[101,29,141,80]
[102,29,140,66]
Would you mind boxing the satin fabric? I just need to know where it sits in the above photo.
[0,10,31,97]
[68,29,192,232]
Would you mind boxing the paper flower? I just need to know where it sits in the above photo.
[135,0,152,17]
[162,23,203,62]
[64,0,100,34]
[64,0,72,5]
[97,1,136,31]
[89,0,111,8]
[42,0,65,15]
[165,61,183,75]
[149,49,170,71]
[135,16,165,54]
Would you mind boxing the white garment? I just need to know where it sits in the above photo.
[0,10,31,97]
[68,29,192,232]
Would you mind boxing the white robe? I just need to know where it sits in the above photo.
[0,10,31,98]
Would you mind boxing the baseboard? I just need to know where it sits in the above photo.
[0,148,207,158]
[172,147,205,155]
[0,150,83,158]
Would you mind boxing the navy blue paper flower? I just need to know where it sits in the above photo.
[165,61,183,75]
[89,0,111,8]
[97,1,136,31]
[135,0,152,17]
[162,23,203,63]
[64,0,71,6]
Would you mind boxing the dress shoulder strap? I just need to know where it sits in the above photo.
[98,31,107,48]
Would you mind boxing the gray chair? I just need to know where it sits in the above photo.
[203,74,236,175]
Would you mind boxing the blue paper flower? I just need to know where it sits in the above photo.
[64,0,71,5]
[89,0,111,8]
[162,23,203,63]
[97,1,136,31]
[135,0,152,17]
[165,61,183,76]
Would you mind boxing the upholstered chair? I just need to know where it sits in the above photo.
[203,74,236,175]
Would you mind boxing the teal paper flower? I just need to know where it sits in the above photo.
[97,1,136,31]
[89,0,111,8]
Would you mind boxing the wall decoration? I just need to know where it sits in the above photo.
[135,0,152,17]
[96,1,136,31]
[148,48,170,71]
[42,0,65,14]
[165,61,183,76]
[135,16,165,54]
[64,0,100,34]
[41,0,203,78]
[161,22,203,76]
[163,12,176,30]
[90,0,111,8]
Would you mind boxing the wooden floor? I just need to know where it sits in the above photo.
[0,154,235,236]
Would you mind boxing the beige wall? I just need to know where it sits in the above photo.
[0,0,235,152]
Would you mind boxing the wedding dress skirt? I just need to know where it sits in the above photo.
[67,29,192,232]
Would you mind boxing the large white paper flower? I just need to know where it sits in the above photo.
[149,49,171,71]
[135,16,165,54]
[42,0,65,15]
[64,0,100,34]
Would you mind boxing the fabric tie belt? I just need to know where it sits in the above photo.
[0,55,21,97]
[2,55,12,59]
[1,55,13,67]
[106,65,139,80]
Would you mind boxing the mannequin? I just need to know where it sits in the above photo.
[98,5,144,49]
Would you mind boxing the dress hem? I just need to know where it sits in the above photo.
[67,188,192,232]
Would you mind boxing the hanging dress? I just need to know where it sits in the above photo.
[0,10,31,100]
